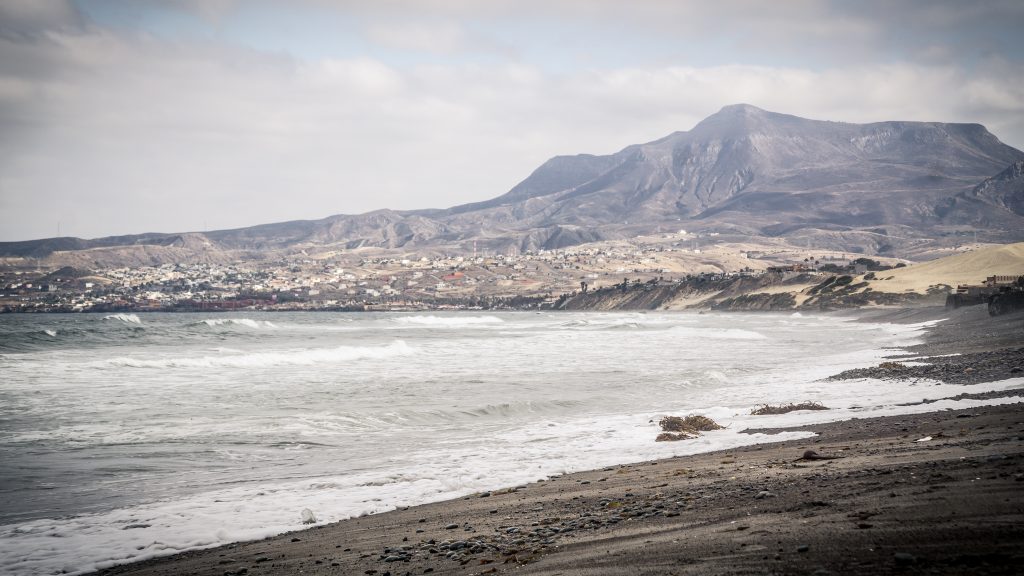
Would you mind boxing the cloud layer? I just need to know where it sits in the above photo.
[1,0,1022,240]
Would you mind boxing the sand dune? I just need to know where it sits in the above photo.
[865,242,1024,294]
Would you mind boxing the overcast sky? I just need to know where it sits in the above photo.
[1,1,1023,241]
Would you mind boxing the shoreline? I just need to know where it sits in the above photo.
[92,405,1024,576]
[84,305,1024,575]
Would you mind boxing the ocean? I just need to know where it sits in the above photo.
[1,311,1020,575]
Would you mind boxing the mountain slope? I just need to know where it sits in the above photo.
[3,104,1024,265]
[473,104,1022,231]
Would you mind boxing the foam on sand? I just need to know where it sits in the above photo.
[3,311,1020,576]
[3,377,1021,576]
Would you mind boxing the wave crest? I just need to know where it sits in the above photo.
[670,326,767,340]
[197,318,278,329]
[393,315,503,327]
[102,314,142,325]
[98,341,414,369]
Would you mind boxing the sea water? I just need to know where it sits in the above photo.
[1,311,1022,575]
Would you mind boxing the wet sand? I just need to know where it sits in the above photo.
[93,307,1024,576]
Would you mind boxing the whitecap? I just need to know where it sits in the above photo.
[97,341,414,370]
[199,318,277,329]
[102,314,141,325]
[670,326,767,340]
[392,315,503,327]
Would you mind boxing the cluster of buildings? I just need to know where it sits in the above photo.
[1,235,874,313]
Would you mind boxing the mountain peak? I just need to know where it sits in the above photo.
[717,103,768,115]
[690,103,801,137]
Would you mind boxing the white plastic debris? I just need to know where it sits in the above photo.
[300,508,317,524]
[915,436,932,442]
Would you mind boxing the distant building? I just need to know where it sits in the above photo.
[985,275,1019,287]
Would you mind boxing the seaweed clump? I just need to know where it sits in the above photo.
[750,401,829,415]
[656,415,724,442]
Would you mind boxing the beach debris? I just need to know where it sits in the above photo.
[656,432,696,442]
[795,450,841,462]
[301,508,317,524]
[661,415,724,432]
[656,415,724,441]
[751,402,829,415]
[915,436,933,442]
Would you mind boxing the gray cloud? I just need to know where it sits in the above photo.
[0,0,83,39]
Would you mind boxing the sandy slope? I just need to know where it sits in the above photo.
[864,242,1024,294]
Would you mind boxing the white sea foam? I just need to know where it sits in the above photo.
[4,311,1022,576]
[102,314,141,325]
[669,326,767,339]
[558,314,677,330]
[393,315,504,327]
[199,318,278,329]
[98,341,414,369]
[558,318,643,330]
[6,386,1022,576]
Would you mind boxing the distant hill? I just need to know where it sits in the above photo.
[3,105,1024,267]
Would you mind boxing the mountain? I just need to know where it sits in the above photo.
[431,104,1022,237]
[3,104,1024,266]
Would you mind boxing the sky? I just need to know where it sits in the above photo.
[1,1,1023,241]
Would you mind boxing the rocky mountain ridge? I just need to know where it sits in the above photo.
[3,105,1023,267]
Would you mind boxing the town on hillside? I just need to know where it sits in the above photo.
[1,231,912,313]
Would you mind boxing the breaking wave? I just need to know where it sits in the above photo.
[195,318,278,329]
[393,315,503,327]
[102,314,142,325]
[393,399,588,425]
[559,318,643,330]
[98,341,414,369]
[669,326,767,340]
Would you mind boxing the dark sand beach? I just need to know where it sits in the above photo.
[94,307,1024,576]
